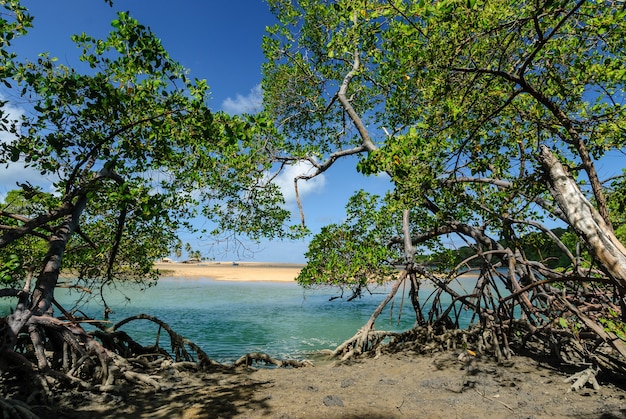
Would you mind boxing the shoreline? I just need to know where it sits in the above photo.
[153,262,482,286]
[154,261,304,282]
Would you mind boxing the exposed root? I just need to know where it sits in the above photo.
[330,275,407,361]
[3,319,315,416]
[106,313,223,369]
[122,370,165,390]
[233,352,313,368]
[332,329,399,361]
[1,309,312,416]
[564,367,601,392]
[323,259,626,388]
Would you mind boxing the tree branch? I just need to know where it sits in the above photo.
[336,50,377,153]
[451,64,611,228]
[443,176,567,220]
[518,0,586,76]
[0,203,73,249]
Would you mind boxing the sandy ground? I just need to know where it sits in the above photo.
[154,262,303,282]
[53,350,626,419]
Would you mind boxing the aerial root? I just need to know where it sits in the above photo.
[110,314,221,369]
[333,329,399,361]
[2,310,326,418]
[564,367,601,392]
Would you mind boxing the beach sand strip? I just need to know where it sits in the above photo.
[154,262,303,282]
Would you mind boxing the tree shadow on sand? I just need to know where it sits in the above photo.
[50,366,275,418]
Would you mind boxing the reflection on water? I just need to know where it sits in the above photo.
[1,276,476,363]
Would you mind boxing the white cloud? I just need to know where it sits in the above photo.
[0,164,52,198]
[0,97,23,145]
[221,84,263,114]
[272,160,326,204]
[0,97,55,199]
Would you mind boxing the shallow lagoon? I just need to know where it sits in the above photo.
[3,276,476,363]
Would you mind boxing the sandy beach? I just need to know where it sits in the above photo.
[154,261,304,282]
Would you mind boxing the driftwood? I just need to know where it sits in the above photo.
[564,367,601,392]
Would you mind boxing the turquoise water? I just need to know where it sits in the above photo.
[2,276,476,363]
[64,278,420,363]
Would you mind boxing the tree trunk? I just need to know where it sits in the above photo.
[31,194,87,314]
[6,194,87,346]
[538,145,626,305]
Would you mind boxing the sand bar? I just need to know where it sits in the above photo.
[154,261,303,282]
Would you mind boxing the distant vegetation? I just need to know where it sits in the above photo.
[422,227,576,270]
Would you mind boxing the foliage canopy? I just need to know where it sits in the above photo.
[263,0,626,365]
[263,0,626,286]
[0,3,303,315]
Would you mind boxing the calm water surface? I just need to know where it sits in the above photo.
[3,276,476,363]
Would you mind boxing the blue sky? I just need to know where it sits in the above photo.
[3,1,622,264]
[0,0,392,263]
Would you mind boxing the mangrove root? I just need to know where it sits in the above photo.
[564,367,601,392]
[233,352,313,368]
